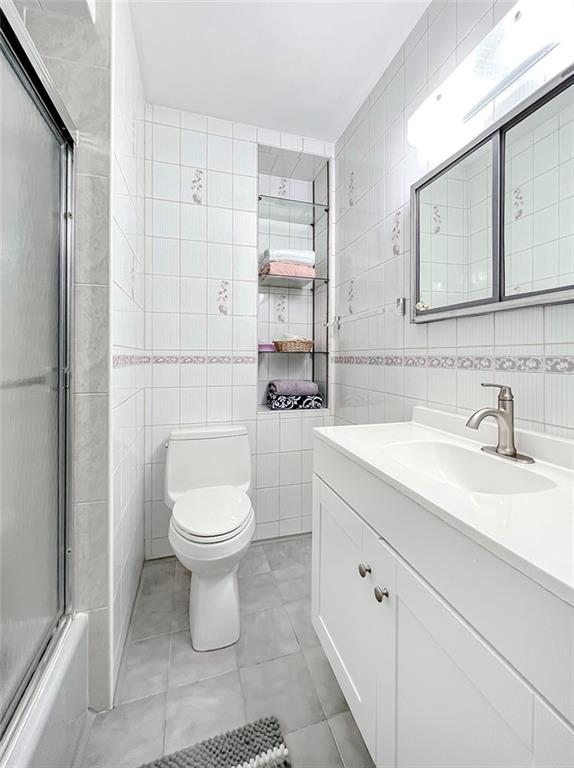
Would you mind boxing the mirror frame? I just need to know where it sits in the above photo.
[410,68,574,323]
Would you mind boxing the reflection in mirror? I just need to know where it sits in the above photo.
[418,140,494,312]
[504,82,574,297]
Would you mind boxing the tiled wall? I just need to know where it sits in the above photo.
[23,1,113,709]
[142,106,334,556]
[110,0,146,685]
[333,0,574,439]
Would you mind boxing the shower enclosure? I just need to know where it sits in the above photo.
[0,5,74,747]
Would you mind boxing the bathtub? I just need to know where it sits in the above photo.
[0,614,91,768]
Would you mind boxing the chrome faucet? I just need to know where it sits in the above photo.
[466,383,534,464]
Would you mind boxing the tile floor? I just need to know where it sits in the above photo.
[83,534,374,768]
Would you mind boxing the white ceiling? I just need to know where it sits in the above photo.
[258,145,326,180]
[129,1,430,142]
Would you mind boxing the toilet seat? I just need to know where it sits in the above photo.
[172,485,253,544]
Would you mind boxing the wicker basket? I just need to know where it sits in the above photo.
[273,339,314,353]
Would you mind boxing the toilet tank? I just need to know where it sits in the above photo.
[164,425,251,507]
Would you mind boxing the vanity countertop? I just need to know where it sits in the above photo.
[314,407,574,607]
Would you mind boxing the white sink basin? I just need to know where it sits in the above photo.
[313,407,574,604]
[380,441,556,495]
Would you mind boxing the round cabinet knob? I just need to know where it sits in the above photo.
[374,586,389,603]
[358,563,371,578]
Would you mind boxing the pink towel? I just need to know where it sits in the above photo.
[259,262,315,278]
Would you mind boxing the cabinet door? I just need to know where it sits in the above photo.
[533,698,574,767]
[312,478,379,756]
[384,559,535,768]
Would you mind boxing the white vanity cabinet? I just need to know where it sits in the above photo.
[311,478,395,757]
[312,474,574,768]
[383,559,534,767]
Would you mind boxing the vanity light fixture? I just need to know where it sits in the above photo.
[407,0,574,167]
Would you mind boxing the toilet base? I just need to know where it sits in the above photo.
[189,567,240,651]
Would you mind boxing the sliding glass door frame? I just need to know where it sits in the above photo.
[0,1,76,745]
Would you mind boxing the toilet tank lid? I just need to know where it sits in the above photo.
[169,425,247,441]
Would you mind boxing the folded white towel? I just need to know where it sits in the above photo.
[260,248,315,266]
[278,333,312,342]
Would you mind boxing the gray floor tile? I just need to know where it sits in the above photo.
[171,585,189,632]
[164,671,246,754]
[284,599,319,648]
[238,544,271,578]
[84,537,369,768]
[238,571,283,614]
[174,560,190,592]
[83,693,166,767]
[329,711,375,768]
[303,645,348,718]
[130,577,189,640]
[115,634,170,705]
[285,720,344,767]
[263,536,311,571]
[272,562,308,583]
[139,558,175,598]
[240,652,325,733]
[275,571,311,602]
[169,630,237,688]
[129,592,175,641]
[236,606,299,667]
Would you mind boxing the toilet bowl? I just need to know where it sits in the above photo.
[164,426,254,651]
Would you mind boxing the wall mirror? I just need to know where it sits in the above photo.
[411,73,574,322]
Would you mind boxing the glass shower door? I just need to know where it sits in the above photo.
[0,39,68,737]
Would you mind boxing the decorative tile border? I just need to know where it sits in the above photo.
[331,354,574,373]
[495,356,543,372]
[545,357,574,373]
[114,352,573,373]
[113,354,256,369]
[112,354,151,369]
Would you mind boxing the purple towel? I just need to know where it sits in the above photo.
[268,379,319,397]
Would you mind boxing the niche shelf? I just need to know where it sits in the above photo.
[258,194,328,226]
[257,155,330,411]
[258,274,328,290]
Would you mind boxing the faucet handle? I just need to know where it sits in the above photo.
[481,383,513,401]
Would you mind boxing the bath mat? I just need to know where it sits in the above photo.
[138,716,290,768]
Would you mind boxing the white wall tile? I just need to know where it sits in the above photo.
[144,104,333,550]
[207,135,233,172]
[152,200,179,238]
[152,123,180,164]
[233,140,258,176]
[181,129,207,168]
[181,203,207,241]
[152,162,180,201]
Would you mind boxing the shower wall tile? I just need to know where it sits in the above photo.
[40,55,111,178]
[74,393,108,503]
[74,174,110,285]
[74,501,108,612]
[74,285,108,394]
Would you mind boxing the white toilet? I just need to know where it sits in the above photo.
[164,425,255,651]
